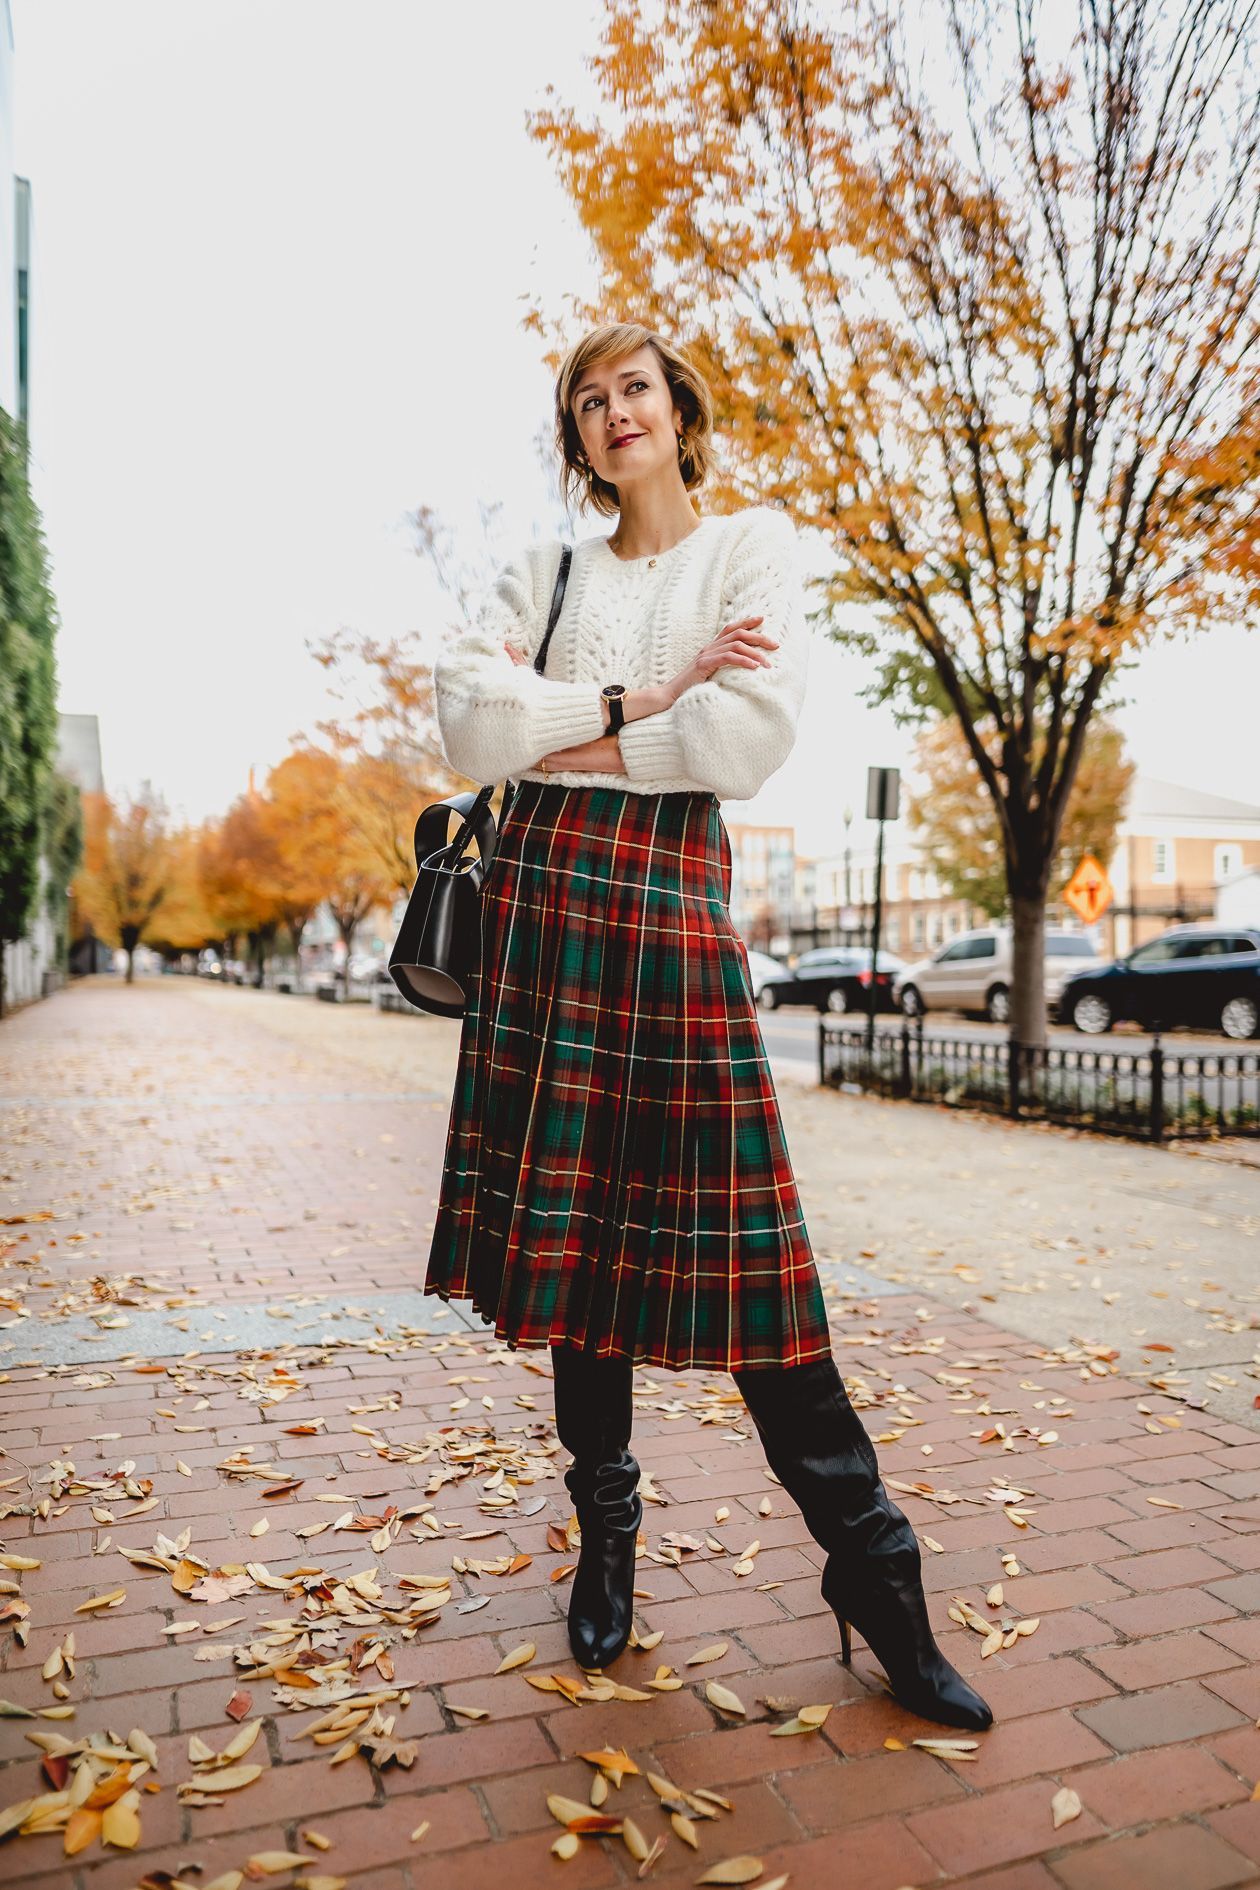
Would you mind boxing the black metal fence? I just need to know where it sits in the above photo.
[819,1018,1260,1142]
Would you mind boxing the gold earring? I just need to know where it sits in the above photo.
[678,432,686,455]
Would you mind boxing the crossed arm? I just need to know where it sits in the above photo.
[449,509,806,796]
[502,642,628,773]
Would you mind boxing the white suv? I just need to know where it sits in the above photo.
[893,926,1101,1024]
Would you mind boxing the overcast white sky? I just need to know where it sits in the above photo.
[11,0,1259,863]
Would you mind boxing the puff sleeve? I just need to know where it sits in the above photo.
[615,506,809,801]
[432,544,607,784]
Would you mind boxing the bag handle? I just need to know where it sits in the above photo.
[443,542,574,866]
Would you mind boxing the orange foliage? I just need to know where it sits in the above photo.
[527,0,1260,1039]
[909,717,1136,919]
[146,826,219,953]
[195,750,397,964]
[73,789,172,979]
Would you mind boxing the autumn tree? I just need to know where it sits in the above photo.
[324,756,398,995]
[145,825,219,962]
[263,750,349,969]
[198,793,290,985]
[257,748,395,996]
[73,786,172,983]
[909,715,1135,920]
[528,0,1260,1043]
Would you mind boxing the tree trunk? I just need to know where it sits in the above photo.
[338,919,357,1000]
[1009,887,1049,1048]
[125,947,135,984]
[288,916,307,991]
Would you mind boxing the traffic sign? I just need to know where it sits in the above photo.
[1063,853,1114,923]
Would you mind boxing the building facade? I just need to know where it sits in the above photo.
[1103,777,1260,955]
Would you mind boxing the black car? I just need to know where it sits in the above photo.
[1058,926,1260,1039]
[757,947,905,1016]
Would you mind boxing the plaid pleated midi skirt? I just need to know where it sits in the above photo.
[423,780,832,1373]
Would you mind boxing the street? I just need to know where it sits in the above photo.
[4,976,1260,1888]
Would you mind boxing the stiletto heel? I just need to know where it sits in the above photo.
[735,1356,993,1733]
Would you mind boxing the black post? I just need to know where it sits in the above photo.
[866,814,886,1057]
[863,768,899,1058]
[1150,1031,1164,1143]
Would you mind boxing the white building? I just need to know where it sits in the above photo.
[0,1,73,1009]
[1217,868,1260,930]
[1106,777,1260,955]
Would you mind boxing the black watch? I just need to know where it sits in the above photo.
[601,682,627,734]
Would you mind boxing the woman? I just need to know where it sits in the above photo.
[425,321,992,1733]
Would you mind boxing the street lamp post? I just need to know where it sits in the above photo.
[842,804,853,932]
[842,797,853,945]
[864,768,900,1056]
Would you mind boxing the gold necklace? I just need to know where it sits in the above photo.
[609,517,701,563]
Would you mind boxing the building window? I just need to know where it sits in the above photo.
[909,868,922,899]
[913,912,925,947]
[1215,844,1243,883]
[1152,839,1175,884]
[887,918,900,948]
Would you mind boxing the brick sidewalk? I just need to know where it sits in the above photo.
[4,980,1260,1890]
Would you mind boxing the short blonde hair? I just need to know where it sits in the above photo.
[553,321,716,518]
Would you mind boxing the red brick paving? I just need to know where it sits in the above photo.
[3,982,1260,1888]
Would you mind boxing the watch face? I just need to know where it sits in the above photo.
[602,684,626,699]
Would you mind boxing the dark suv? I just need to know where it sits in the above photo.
[1058,926,1260,1039]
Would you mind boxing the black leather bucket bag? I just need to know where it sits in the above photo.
[387,543,573,1017]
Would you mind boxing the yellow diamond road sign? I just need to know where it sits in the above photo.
[1064,853,1114,924]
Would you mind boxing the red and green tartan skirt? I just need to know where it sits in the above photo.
[423,780,833,1373]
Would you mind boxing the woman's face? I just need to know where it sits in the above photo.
[571,345,685,493]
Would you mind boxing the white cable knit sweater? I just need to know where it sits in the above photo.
[432,505,809,802]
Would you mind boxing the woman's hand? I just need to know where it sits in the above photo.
[534,734,626,774]
[663,615,778,704]
[504,638,627,770]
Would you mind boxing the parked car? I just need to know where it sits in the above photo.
[346,954,386,986]
[894,926,1102,1024]
[757,946,906,1015]
[1058,925,1260,1039]
[743,948,788,1001]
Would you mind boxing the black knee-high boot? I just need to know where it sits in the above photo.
[550,1343,642,1670]
[733,1353,993,1732]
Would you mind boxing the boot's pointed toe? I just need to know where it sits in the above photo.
[892,1660,994,1731]
[737,1356,996,1735]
